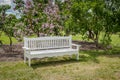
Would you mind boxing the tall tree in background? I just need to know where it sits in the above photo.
[69,0,105,47]
[0,4,22,46]
[102,0,120,45]
[14,0,63,36]
[4,14,17,46]
[65,0,120,47]
[14,0,47,37]
[56,0,73,35]
[43,0,63,36]
[0,5,11,45]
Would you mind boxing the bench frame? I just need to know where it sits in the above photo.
[23,36,80,66]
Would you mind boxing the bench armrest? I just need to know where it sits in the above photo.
[72,43,81,50]
[22,47,31,50]
[72,43,81,47]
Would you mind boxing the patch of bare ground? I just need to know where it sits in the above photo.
[115,71,120,79]
[0,41,104,61]
[73,41,104,50]
[0,43,24,61]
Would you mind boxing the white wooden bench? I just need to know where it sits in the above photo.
[23,36,80,66]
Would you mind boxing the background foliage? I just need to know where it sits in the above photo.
[0,0,119,47]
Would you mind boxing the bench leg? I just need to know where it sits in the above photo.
[76,52,79,60]
[24,56,26,63]
[28,58,31,67]
[24,50,27,63]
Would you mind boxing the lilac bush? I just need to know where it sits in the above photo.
[14,0,63,37]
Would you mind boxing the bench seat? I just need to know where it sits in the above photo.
[29,48,77,55]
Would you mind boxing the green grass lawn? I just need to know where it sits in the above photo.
[73,33,120,46]
[0,33,120,80]
[0,52,120,80]
[0,33,18,45]
[0,32,120,46]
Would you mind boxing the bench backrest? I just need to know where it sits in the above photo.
[24,36,72,50]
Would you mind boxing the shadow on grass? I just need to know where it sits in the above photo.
[103,46,120,58]
[31,51,101,69]
[30,46,120,69]
[31,57,80,69]
[108,46,120,54]
[79,46,120,62]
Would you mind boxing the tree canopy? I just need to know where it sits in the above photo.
[0,0,119,47]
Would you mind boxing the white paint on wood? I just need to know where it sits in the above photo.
[23,36,80,66]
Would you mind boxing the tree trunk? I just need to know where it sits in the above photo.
[0,32,3,46]
[94,39,98,48]
[37,33,40,37]
[9,37,12,46]
[94,33,99,48]
[8,35,12,51]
